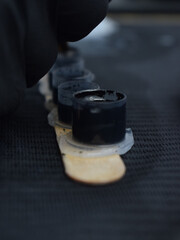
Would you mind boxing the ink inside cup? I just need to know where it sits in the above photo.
[72,90,127,145]
[58,81,100,125]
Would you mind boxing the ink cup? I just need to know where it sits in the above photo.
[70,69,95,82]
[57,46,82,65]
[52,69,94,104]
[72,90,127,145]
[58,81,100,125]
[52,59,85,104]
[49,47,83,92]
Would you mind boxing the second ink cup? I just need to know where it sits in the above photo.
[52,59,85,104]
[49,47,82,90]
[58,81,100,125]
[52,69,94,104]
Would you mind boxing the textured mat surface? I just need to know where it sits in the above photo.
[0,23,180,240]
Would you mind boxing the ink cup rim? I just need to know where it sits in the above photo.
[73,89,127,107]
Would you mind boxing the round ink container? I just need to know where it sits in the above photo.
[72,89,127,145]
[49,47,82,90]
[58,81,100,125]
[52,69,94,104]
[52,59,85,104]
[57,47,82,65]
[71,69,95,82]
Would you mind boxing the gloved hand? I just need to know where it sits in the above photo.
[0,0,109,116]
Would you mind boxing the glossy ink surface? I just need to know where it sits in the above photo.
[73,90,127,145]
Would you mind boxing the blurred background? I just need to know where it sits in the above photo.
[0,1,180,240]
[109,0,180,13]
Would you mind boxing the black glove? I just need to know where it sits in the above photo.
[0,0,109,116]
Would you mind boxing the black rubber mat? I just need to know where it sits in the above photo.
[0,23,180,240]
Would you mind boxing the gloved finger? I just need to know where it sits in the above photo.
[25,0,58,87]
[57,0,109,42]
